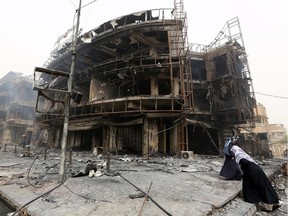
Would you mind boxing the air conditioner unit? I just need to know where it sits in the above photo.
[181,151,194,160]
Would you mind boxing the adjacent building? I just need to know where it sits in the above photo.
[240,103,287,158]
[0,72,37,146]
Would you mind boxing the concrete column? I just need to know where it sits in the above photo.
[173,78,179,95]
[158,122,166,155]
[108,126,117,152]
[205,59,215,81]
[103,126,109,153]
[142,117,158,157]
[170,124,178,155]
[143,117,149,157]
[89,78,98,101]
[89,78,97,101]
[149,119,158,153]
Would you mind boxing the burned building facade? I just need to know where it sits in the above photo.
[34,1,256,157]
[0,72,37,146]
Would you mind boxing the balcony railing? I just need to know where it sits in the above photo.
[35,95,183,122]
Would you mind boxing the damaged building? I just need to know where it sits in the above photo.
[0,72,37,146]
[33,0,258,157]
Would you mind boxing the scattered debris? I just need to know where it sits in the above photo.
[95,170,103,177]
[280,163,288,176]
[71,162,97,177]
[129,193,145,199]
[42,196,56,203]
[88,170,95,178]
[180,164,213,172]
[119,157,133,162]
[19,208,30,216]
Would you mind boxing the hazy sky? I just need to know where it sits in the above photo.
[0,0,287,129]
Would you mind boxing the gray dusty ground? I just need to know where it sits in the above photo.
[0,146,287,216]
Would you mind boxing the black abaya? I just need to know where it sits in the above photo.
[220,155,242,180]
[239,159,279,204]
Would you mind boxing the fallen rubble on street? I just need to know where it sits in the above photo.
[0,148,287,216]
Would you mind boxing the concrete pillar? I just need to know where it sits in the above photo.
[173,78,179,95]
[150,120,158,153]
[143,117,149,157]
[158,122,166,155]
[170,124,178,155]
[205,59,215,81]
[103,126,109,153]
[89,78,98,101]
[142,117,158,157]
[108,126,117,152]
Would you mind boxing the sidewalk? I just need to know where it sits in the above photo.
[0,146,283,216]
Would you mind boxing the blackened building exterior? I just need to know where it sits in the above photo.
[33,1,257,157]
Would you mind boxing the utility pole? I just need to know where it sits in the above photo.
[59,0,82,183]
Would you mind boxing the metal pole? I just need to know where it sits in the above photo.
[58,0,82,183]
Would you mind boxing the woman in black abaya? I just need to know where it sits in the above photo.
[220,138,242,180]
[239,158,279,205]
[230,144,280,211]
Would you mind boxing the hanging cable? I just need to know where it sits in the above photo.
[81,0,99,9]
[255,92,288,99]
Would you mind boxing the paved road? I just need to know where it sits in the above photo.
[0,147,286,216]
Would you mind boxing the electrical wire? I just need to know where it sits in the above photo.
[27,155,43,188]
[14,149,106,215]
[63,184,97,201]
[255,92,288,100]
[27,147,60,188]
[62,184,110,203]
[12,180,65,216]
[81,0,99,9]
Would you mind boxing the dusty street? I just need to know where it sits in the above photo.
[0,146,287,216]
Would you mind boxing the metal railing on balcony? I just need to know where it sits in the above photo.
[35,95,184,123]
